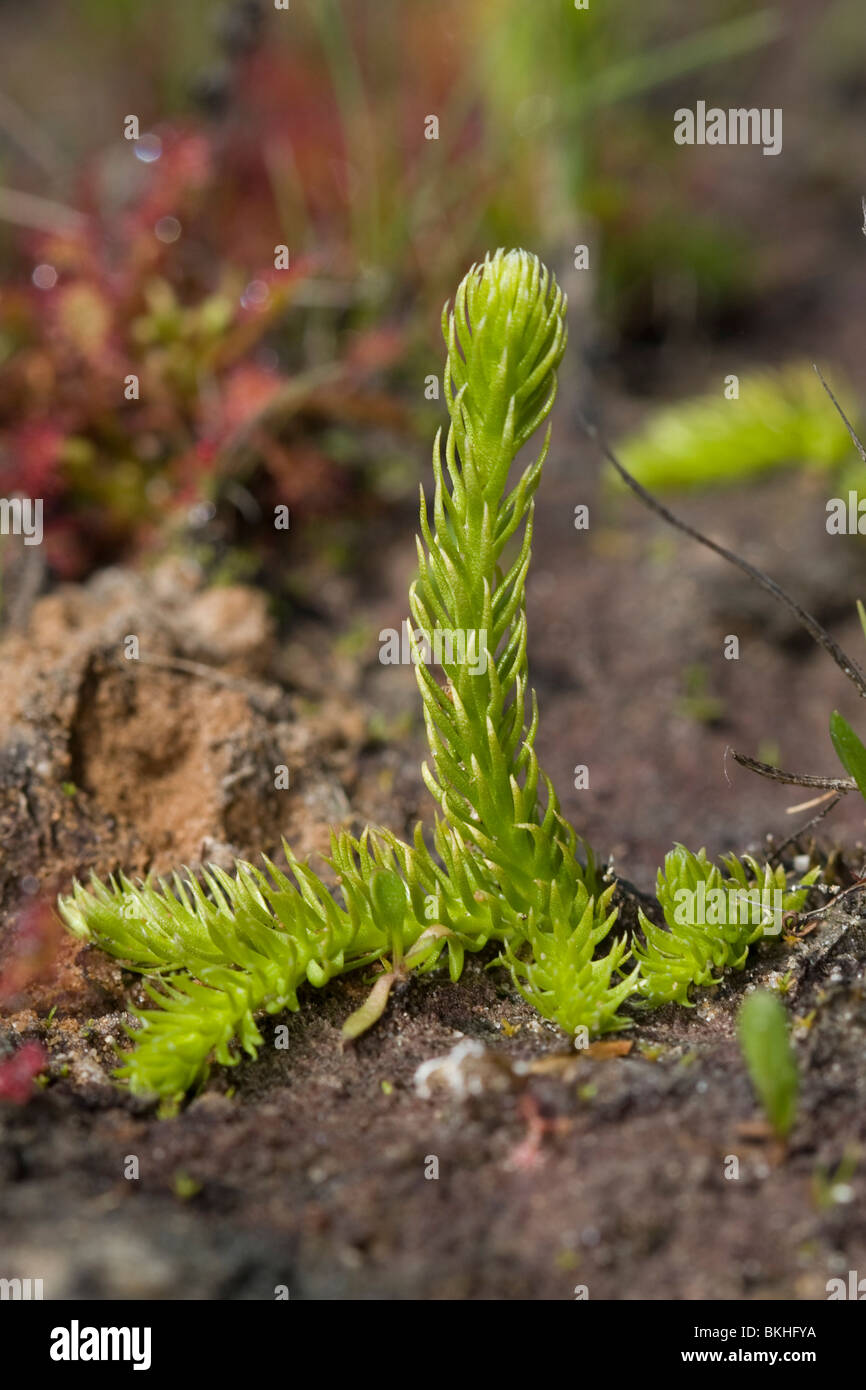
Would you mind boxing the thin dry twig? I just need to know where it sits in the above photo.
[813,362,866,466]
[580,409,866,813]
[794,877,866,929]
[786,789,840,815]
[768,792,842,867]
[579,411,866,702]
[729,750,854,792]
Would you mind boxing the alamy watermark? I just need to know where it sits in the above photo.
[826,491,866,534]
[672,884,788,936]
[0,497,43,546]
[0,1276,43,1299]
[379,621,488,675]
[49,1321,152,1371]
[674,102,782,157]
[827,1270,866,1299]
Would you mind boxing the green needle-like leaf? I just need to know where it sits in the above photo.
[737,990,799,1139]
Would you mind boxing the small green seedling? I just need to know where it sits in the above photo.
[172,1170,202,1201]
[737,990,799,1139]
[826,599,866,799]
[829,707,866,800]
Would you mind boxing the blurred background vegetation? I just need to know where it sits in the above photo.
[0,0,864,590]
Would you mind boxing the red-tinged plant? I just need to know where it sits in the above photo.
[0,118,411,579]
[0,1042,47,1104]
[0,900,64,1006]
[0,1,496,584]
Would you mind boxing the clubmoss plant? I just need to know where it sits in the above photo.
[59,250,630,1099]
[58,248,817,1102]
[635,845,818,1007]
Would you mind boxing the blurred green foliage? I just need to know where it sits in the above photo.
[474,1,777,317]
[0,0,791,576]
[614,364,862,492]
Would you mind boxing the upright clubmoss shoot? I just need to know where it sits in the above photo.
[411,249,632,1036]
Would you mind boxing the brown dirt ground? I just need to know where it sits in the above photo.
[2,450,866,1299]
